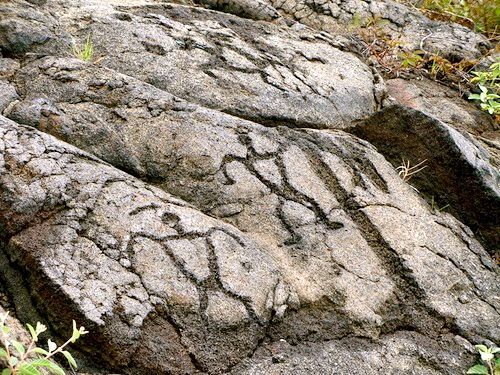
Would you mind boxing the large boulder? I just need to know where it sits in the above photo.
[1,0,383,129]
[3,54,499,373]
[351,105,500,254]
[0,1,498,374]
[0,116,294,373]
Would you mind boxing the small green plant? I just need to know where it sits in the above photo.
[471,62,500,88]
[417,0,499,37]
[468,61,500,115]
[467,344,500,375]
[469,85,500,114]
[1,312,88,375]
[400,50,425,68]
[72,35,94,62]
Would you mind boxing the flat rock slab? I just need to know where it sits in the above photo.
[0,116,293,373]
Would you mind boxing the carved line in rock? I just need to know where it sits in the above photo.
[272,126,465,335]
[0,121,291,373]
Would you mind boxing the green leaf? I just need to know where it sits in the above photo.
[35,323,46,336]
[71,320,79,343]
[61,350,77,369]
[12,340,25,355]
[479,85,488,93]
[26,324,38,342]
[47,339,57,353]
[2,369,12,375]
[467,364,489,374]
[480,351,494,362]
[0,348,7,357]
[26,359,65,375]
[17,364,42,375]
[33,347,49,356]
[9,355,18,367]
[2,326,10,334]
[70,321,87,343]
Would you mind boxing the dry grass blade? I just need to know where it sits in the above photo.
[396,158,428,181]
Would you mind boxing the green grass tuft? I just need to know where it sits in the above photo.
[72,35,94,62]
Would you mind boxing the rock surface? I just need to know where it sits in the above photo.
[0,116,290,373]
[0,0,383,129]
[231,331,478,374]
[265,0,490,61]
[0,0,499,374]
[352,105,500,253]
[386,78,499,133]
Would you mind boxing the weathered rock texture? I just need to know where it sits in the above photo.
[0,0,384,129]
[1,116,292,373]
[0,0,499,374]
[184,0,491,61]
[352,105,500,253]
[271,0,490,60]
[231,331,480,374]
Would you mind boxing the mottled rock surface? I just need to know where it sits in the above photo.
[231,331,478,374]
[0,80,18,113]
[386,78,499,141]
[0,116,291,373]
[266,0,490,61]
[0,0,383,129]
[352,105,500,254]
[0,0,498,374]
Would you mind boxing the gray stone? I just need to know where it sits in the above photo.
[0,0,56,55]
[351,104,500,254]
[0,80,18,113]
[231,331,477,374]
[0,57,20,78]
[386,78,497,137]
[5,1,381,129]
[0,116,290,374]
[6,57,499,360]
[265,0,490,61]
[0,0,499,374]
[195,0,281,20]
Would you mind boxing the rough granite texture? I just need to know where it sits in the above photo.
[0,116,293,373]
[0,0,384,129]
